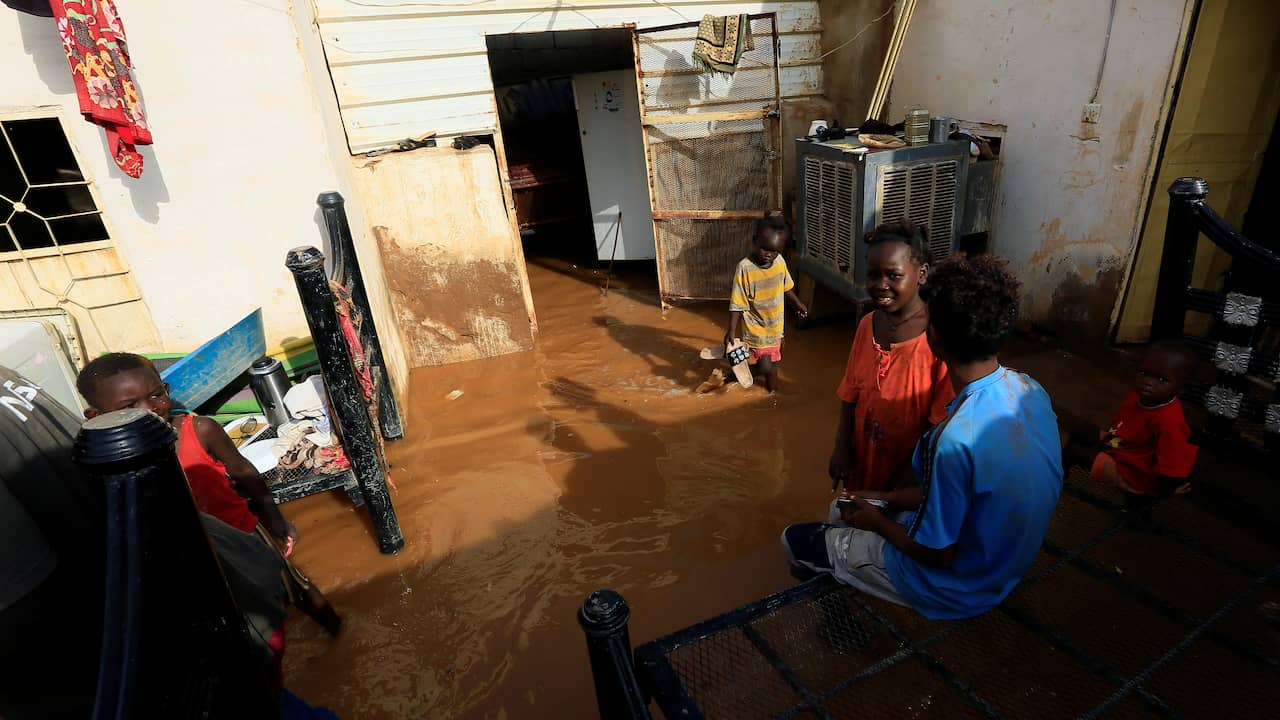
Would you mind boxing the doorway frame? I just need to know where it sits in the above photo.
[484,23,642,334]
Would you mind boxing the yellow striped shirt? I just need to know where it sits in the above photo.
[729,255,794,348]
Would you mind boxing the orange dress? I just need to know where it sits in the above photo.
[837,314,954,491]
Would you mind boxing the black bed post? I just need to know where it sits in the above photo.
[287,246,405,554]
[578,589,651,720]
[74,409,277,718]
[316,191,404,441]
[1150,177,1208,341]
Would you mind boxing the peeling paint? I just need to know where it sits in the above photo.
[376,227,531,367]
[885,0,1190,342]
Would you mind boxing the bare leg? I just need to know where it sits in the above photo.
[757,357,778,393]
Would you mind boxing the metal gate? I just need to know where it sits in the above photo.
[633,14,783,303]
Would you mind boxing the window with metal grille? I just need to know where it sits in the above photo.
[876,159,959,263]
[0,117,110,256]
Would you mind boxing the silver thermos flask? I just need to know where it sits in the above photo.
[248,356,291,427]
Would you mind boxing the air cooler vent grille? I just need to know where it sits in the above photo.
[801,156,856,274]
[877,159,959,263]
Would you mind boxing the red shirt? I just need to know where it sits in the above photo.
[1103,391,1198,494]
[836,314,953,491]
[175,415,260,533]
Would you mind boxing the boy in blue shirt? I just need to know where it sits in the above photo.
[782,255,1062,619]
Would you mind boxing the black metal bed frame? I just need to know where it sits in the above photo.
[77,410,280,718]
[266,192,405,554]
[1150,177,1280,451]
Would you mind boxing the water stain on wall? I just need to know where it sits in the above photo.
[375,226,532,367]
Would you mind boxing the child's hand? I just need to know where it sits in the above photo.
[266,511,300,549]
[795,301,809,319]
[840,496,890,532]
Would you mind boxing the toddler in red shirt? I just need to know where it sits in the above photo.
[1091,341,1199,515]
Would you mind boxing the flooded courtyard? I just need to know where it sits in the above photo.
[281,257,850,718]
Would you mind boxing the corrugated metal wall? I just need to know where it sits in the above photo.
[313,0,823,153]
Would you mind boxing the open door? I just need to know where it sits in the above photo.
[633,14,783,304]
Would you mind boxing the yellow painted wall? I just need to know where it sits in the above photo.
[1114,0,1280,341]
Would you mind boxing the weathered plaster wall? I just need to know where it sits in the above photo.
[351,148,535,367]
[292,0,411,419]
[1,2,323,350]
[887,0,1192,345]
[816,0,894,128]
[2,0,412,409]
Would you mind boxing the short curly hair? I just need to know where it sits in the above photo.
[76,352,159,406]
[866,217,929,265]
[927,255,1020,363]
[754,213,790,241]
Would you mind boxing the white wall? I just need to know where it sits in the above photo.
[889,0,1192,343]
[2,0,350,354]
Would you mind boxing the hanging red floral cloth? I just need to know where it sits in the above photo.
[49,0,152,178]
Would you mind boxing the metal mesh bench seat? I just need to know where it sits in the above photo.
[584,467,1280,719]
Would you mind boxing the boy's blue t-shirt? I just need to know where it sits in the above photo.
[884,367,1063,620]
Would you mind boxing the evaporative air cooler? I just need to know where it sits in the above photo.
[793,137,970,302]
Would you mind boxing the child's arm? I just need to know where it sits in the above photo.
[784,289,809,318]
[828,401,857,490]
[193,416,298,543]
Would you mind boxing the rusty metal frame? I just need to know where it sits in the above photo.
[632,13,784,306]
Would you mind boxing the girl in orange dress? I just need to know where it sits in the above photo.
[828,219,954,493]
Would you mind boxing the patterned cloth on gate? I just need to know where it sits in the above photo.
[49,0,152,177]
[691,14,754,76]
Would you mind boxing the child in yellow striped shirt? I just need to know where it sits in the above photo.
[726,215,809,392]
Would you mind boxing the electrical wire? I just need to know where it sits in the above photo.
[1090,0,1118,104]
[818,2,896,60]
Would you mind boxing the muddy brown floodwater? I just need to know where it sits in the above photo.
[280,256,862,718]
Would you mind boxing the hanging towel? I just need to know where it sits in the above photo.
[692,14,755,76]
[49,0,152,178]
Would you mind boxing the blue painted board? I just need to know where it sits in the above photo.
[162,309,266,412]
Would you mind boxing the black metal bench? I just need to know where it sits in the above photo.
[1151,177,1280,452]
[265,192,405,554]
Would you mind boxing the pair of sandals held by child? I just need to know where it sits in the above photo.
[698,339,754,391]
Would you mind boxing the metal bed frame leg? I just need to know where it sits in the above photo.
[316,191,404,441]
[287,246,405,555]
[74,408,277,718]
[579,590,651,720]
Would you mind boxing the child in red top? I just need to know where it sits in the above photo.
[828,219,953,494]
[1091,341,1199,514]
[78,353,341,636]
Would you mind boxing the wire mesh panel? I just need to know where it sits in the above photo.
[648,219,756,299]
[633,464,1280,719]
[635,15,782,302]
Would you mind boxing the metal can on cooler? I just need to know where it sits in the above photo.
[930,116,959,143]
[248,356,291,427]
[905,108,931,146]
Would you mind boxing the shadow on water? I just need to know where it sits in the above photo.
[279,258,860,718]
